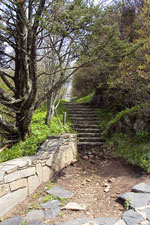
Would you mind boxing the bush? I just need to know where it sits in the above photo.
[0,100,74,163]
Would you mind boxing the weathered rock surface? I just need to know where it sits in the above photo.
[46,186,74,198]
[93,217,119,225]
[26,220,44,225]
[122,209,144,225]
[132,182,150,194]
[0,188,28,217]
[56,217,119,225]
[44,207,60,219]
[0,216,24,225]
[119,192,150,209]
[62,202,86,211]
[41,199,60,209]
[114,219,127,225]
[25,210,45,221]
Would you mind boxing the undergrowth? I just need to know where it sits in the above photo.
[75,92,94,103]
[0,100,74,163]
[96,106,150,172]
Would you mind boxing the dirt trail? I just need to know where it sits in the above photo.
[6,156,150,224]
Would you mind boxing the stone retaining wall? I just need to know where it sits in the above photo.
[0,134,77,217]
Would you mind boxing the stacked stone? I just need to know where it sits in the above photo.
[0,134,77,217]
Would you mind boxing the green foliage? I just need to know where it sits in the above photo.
[32,191,42,199]
[45,181,55,190]
[0,100,74,163]
[102,106,139,136]
[40,194,56,203]
[75,92,94,103]
[96,107,150,172]
[27,203,41,212]
[96,108,113,131]
[104,132,150,172]
[124,198,131,210]
[40,193,67,204]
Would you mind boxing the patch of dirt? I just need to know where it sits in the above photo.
[4,156,150,224]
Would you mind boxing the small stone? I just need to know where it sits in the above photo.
[25,210,45,221]
[62,202,86,211]
[108,178,116,183]
[104,186,110,193]
[86,179,91,182]
[81,180,86,185]
[46,186,74,199]
[103,183,109,187]
[82,156,89,160]
[0,216,24,225]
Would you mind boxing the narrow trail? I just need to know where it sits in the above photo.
[1,102,150,225]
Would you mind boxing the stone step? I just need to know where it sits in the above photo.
[75,128,100,133]
[69,110,96,113]
[70,115,99,122]
[70,118,99,122]
[73,124,99,129]
[77,133,100,137]
[69,114,97,117]
[67,107,95,111]
[78,137,102,142]
[78,142,103,146]
[72,123,99,127]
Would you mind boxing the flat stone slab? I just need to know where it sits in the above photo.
[93,217,119,225]
[57,218,92,225]
[44,207,60,219]
[122,209,144,225]
[119,192,150,209]
[0,216,24,225]
[140,207,150,221]
[57,217,119,225]
[46,186,74,199]
[62,202,86,211]
[25,210,45,221]
[26,220,44,225]
[132,182,150,193]
[41,199,60,209]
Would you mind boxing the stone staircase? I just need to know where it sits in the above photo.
[65,102,103,151]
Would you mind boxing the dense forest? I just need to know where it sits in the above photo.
[1,0,150,171]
